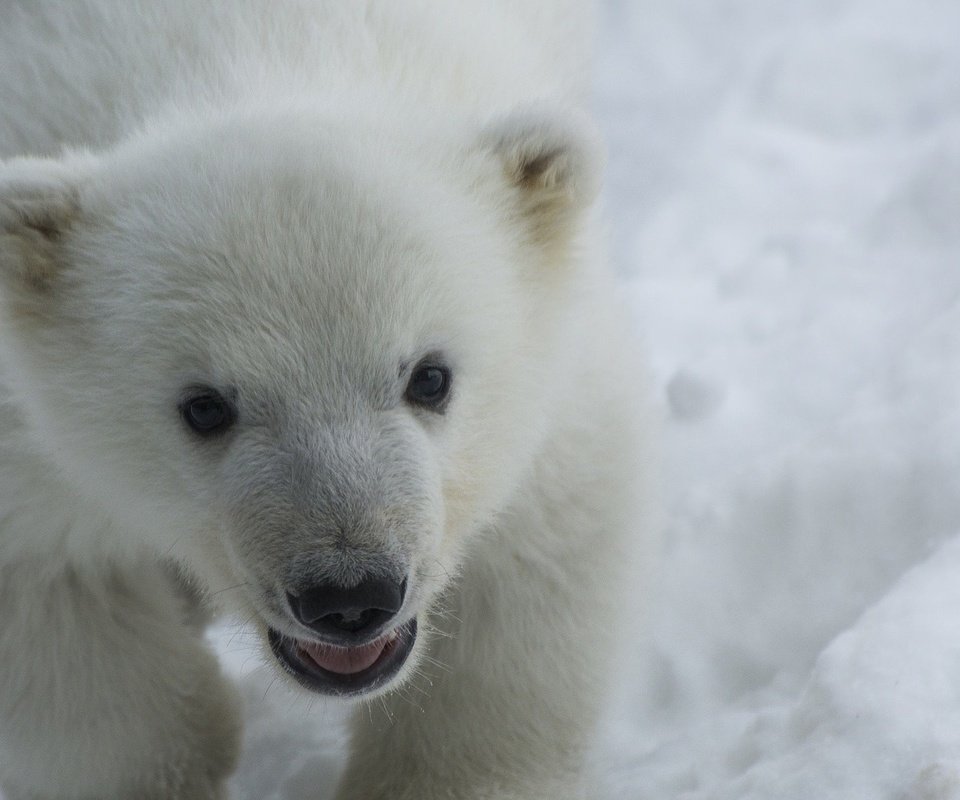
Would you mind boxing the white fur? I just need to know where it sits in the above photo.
[0,2,652,798]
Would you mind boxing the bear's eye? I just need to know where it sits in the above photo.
[405,360,452,411]
[179,389,235,436]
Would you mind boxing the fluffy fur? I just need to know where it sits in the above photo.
[0,2,652,798]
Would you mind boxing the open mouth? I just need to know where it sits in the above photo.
[268,618,418,696]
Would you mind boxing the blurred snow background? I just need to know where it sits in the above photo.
[216,0,960,797]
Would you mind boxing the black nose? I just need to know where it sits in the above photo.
[286,576,407,641]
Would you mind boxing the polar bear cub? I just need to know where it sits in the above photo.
[0,2,650,798]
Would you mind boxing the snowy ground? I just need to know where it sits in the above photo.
[214,1,960,797]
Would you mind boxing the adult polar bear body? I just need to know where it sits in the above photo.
[0,2,650,799]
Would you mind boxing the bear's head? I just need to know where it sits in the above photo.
[0,107,602,697]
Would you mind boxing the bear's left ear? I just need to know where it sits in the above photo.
[479,107,604,248]
[0,157,88,299]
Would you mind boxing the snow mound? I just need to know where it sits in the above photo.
[597,534,960,799]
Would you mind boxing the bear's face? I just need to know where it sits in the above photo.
[0,109,600,696]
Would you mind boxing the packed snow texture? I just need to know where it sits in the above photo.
[165,0,960,796]
[592,0,960,796]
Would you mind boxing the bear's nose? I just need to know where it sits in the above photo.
[286,575,407,642]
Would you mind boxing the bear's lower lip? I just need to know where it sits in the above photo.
[268,618,418,696]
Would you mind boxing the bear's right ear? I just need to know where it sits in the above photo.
[0,157,88,300]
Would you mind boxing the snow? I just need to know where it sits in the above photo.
[211,0,960,796]
[589,0,960,796]
[206,0,960,797]
[0,0,946,797]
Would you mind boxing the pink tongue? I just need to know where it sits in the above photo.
[299,637,389,675]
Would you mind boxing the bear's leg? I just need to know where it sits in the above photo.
[0,556,241,800]
[334,516,628,799]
